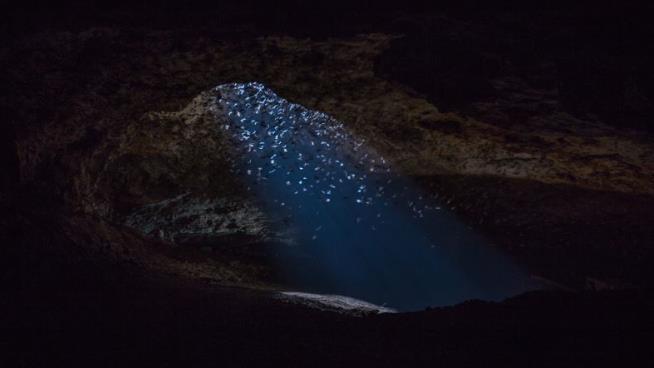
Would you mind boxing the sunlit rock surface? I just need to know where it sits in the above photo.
[278,291,396,315]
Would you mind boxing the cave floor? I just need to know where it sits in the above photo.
[5,261,654,367]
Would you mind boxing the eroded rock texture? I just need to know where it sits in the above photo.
[3,14,654,292]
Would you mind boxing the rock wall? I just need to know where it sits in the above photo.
[3,17,654,289]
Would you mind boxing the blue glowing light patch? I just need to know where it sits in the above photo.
[216,82,541,311]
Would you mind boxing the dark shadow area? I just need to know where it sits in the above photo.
[3,2,654,366]
[375,12,654,131]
